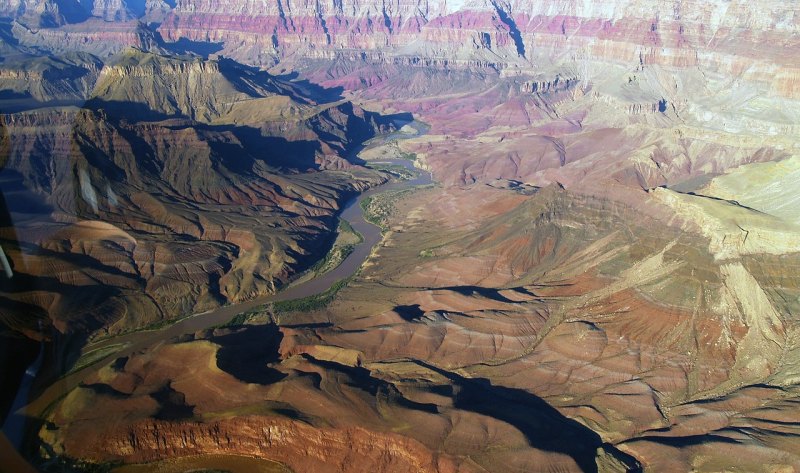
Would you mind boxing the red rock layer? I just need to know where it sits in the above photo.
[76,418,468,473]
[154,0,800,97]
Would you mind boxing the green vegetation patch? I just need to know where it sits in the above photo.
[66,343,128,375]
[419,249,435,258]
[272,277,351,314]
[361,188,416,231]
[305,218,362,275]
[338,218,363,244]
[398,151,417,161]
[365,162,416,180]
[222,276,352,326]
[221,276,350,325]
[309,244,356,274]
[219,311,253,328]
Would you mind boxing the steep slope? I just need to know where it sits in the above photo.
[86,50,299,122]
[0,0,69,27]
[47,181,800,472]
[0,50,102,106]
[9,19,160,57]
[284,184,800,471]
[155,0,800,78]
[4,1,800,472]
[0,51,393,344]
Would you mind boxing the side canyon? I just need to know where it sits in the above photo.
[1,1,800,472]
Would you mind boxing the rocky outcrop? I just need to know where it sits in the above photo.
[0,51,394,337]
[5,0,799,101]
[5,1,800,472]
[0,52,101,103]
[90,0,134,21]
[1,0,68,27]
[2,0,798,99]
[11,19,158,57]
[1,0,141,25]
[148,0,800,98]
[79,417,465,473]
[306,182,800,471]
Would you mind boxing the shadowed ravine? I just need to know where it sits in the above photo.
[22,120,433,416]
[5,2,800,470]
[415,360,642,473]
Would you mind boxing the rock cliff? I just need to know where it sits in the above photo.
[0,50,392,340]
[3,1,800,472]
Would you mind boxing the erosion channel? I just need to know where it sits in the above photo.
[23,120,432,417]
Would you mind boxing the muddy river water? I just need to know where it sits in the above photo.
[22,120,431,415]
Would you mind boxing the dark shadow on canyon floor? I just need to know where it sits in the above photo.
[212,324,286,385]
[416,360,642,473]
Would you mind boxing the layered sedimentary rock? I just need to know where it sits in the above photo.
[3,0,798,102]
[0,0,68,27]
[159,0,432,56]
[153,0,800,94]
[0,50,392,340]
[0,51,102,104]
[90,0,134,22]
[9,19,159,57]
[1,0,139,26]
[4,0,800,472]
[279,183,800,471]
[43,323,638,472]
[47,180,800,472]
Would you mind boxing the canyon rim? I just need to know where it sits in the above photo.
[2,0,800,472]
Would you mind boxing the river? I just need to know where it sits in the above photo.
[22,120,431,416]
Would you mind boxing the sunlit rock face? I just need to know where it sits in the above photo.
[0,0,68,27]
[156,0,800,78]
[0,49,393,340]
[90,0,133,21]
[2,1,800,473]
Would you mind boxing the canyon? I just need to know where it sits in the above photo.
[1,0,800,472]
